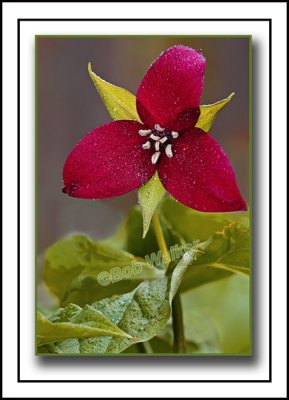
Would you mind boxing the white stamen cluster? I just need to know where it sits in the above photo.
[139,124,179,164]
[138,129,152,136]
[142,141,151,149]
[165,144,173,158]
[154,124,165,132]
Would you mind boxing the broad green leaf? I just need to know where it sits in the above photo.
[180,222,250,293]
[62,262,163,307]
[138,171,166,238]
[83,279,171,354]
[37,307,131,347]
[196,92,235,132]
[88,62,140,121]
[182,274,250,354]
[43,234,161,307]
[160,196,248,243]
[42,248,198,354]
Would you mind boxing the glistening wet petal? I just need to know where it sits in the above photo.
[63,120,156,199]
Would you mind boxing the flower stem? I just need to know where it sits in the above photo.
[172,290,186,353]
[152,209,185,353]
[152,210,170,269]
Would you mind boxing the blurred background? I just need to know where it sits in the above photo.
[37,36,249,253]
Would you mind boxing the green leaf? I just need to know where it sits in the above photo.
[182,274,250,354]
[37,308,131,347]
[84,279,171,354]
[160,196,248,243]
[179,222,250,293]
[196,92,235,132]
[41,248,198,354]
[159,197,249,292]
[43,234,161,307]
[88,62,140,121]
[138,172,166,238]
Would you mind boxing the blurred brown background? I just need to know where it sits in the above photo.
[37,36,249,253]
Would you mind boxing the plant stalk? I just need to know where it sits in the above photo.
[172,290,186,353]
[152,210,185,353]
[152,210,170,269]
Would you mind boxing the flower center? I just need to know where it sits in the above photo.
[138,124,179,164]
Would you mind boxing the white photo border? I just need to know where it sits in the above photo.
[2,2,287,398]
[19,17,271,384]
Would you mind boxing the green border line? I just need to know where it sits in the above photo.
[35,37,39,356]
[36,34,251,38]
[249,35,253,357]
[35,35,252,357]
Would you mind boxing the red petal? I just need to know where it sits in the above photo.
[63,121,156,199]
[136,45,206,130]
[167,108,201,133]
[158,128,247,212]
